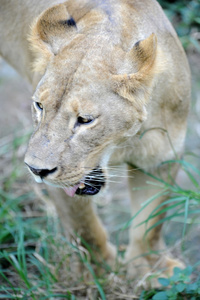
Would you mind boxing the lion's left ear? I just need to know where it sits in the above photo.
[29,3,76,72]
[112,34,159,108]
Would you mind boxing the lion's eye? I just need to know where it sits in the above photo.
[35,102,43,111]
[77,116,94,125]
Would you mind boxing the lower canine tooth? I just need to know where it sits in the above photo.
[79,183,85,189]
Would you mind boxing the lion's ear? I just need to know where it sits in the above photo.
[29,3,76,72]
[112,34,159,108]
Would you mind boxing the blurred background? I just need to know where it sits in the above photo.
[0,0,200,298]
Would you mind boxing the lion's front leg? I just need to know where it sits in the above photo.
[47,187,116,264]
[126,165,184,281]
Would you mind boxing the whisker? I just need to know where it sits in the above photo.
[84,176,122,184]
[81,166,131,170]
[83,180,98,190]
[81,166,137,173]
[110,173,135,179]
[84,172,134,179]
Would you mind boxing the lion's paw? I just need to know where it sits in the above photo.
[159,255,185,277]
[126,256,151,278]
[125,253,185,288]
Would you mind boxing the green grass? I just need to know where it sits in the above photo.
[157,0,200,52]
[0,128,200,299]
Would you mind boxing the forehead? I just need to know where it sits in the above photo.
[34,34,114,108]
[34,63,108,114]
[47,52,109,91]
[64,95,99,115]
[50,31,113,78]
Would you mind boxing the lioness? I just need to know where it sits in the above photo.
[0,0,190,281]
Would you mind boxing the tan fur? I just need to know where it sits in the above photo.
[0,0,190,285]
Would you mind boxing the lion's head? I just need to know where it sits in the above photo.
[24,0,159,196]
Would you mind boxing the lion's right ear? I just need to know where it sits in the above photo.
[111,34,161,110]
[29,3,76,72]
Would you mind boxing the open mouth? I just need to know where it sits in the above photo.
[63,167,105,197]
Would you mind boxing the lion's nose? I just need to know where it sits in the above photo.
[25,163,57,178]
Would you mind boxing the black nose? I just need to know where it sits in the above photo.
[26,164,57,178]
